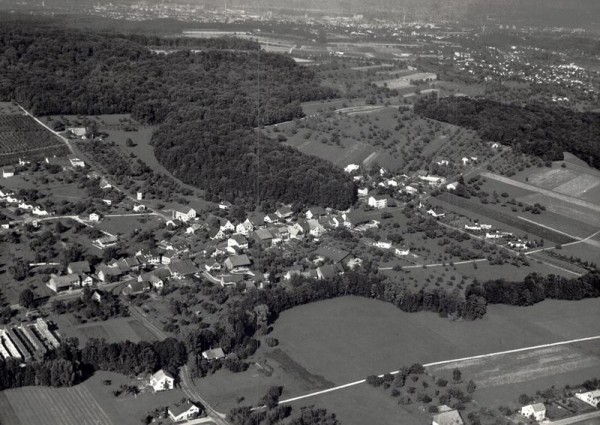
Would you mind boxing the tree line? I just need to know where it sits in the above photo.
[415,97,600,168]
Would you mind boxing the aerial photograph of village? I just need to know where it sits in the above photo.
[0,0,598,424]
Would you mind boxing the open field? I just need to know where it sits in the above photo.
[194,297,600,424]
[53,316,158,346]
[264,297,600,385]
[95,215,164,237]
[0,371,186,425]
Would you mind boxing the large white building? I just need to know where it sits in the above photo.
[575,390,600,408]
[368,195,387,209]
[520,403,546,422]
[173,206,197,223]
[149,369,175,392]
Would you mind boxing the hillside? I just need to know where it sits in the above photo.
[0,25,356,208]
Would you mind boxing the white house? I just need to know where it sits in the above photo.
[485,232,502,239]
[218,201,232,210]
[2,167,15,178]
[404,185,418,194]
[133,204,145,212]
[357,188,369,197]
[520,403,546,422]
[344,164,360,173]
[427,208,445,218]
[32,207,49,216]
[373,241,392,250]
[173,206,196,223]
[68,155,85,168]
[149,369,175,392]
[446,182,458,191]
[575,390,600,408]
[89,213,100,222]
[368,195,388,209]
[168,401,201,422]
[102,199,112,206]
[395,247,410,256]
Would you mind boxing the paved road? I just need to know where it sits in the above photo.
[276,334,600,406]
[180,366,230,425]
[548,410,600,425]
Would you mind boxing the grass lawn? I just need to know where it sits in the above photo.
[95,215,163,237]
[0,371,186,425]
[196,296,600,424]
[53,316,159,346]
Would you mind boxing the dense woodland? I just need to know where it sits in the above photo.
[0,25,355,208]
[415,97,600,168]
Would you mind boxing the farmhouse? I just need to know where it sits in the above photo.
[575,390,600,407]
[172,206,196,223]
[368,195,388,209]
[2,167,15,178]
[224,254,251,271]
[47,273,80,293]
[89,212,100,222]
[432,407,464,425]
[168,259,198,279]
[168,400,201,422]
[202,347,226,360]
[149,369,175,392]
[520,403,546,422]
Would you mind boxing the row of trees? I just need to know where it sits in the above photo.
[466,271,600,306]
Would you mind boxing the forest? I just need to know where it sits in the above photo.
[415,97,600,168]
[0,25,355,208]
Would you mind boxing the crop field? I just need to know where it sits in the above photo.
[0,114,69,166]
[434,193,578,244]
[0,383,113,425]
[0,371,186,425]
[54,316,158,346]
[428,339,600,407]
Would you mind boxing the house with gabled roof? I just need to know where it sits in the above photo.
[264,213,278,224]
[67,261,91,275]
[275,206,293,220]
[224,254,251,272]
[219,273,244,287]
[149,369,175,392]
[432,407,464,425]
[172,205,196,223]
[520,403,546,422]
[315,246,350,264]
[307,219,326,237]
[368,195,388,209]
[122,280,151,296]
[252,228,273,246]
[47,273,80,292]
[168,259,198,279]
[228,234,248,250]
[305,207,327,220]
[202,347,226,360]
[316,264,344,280]
[168,400,201,422]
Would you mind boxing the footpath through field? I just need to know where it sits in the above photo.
[276,334,600,405]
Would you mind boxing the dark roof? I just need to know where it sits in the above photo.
[68,261,91,274]
[168,259,198,276]
[318,264,343,280]
[169,401,199,418]
[253,229,273,240]
[315,246,350,263]
[226,254,251,268]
